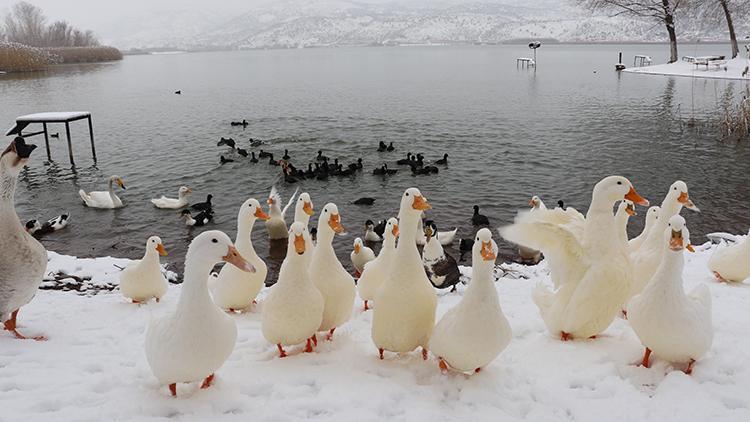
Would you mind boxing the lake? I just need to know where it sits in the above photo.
[2,44,749,284]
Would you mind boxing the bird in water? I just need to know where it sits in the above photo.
[352,197,376,205]
[237,148,248,157]
[25,214,70,237]
[471,205,490,226]
[217,137,236,149]
[220,155,234,165]
[180,209,213,227]
[249,152,258,163]
[191,194,213,212]
[436,154,448,165]
[386,142,395,152]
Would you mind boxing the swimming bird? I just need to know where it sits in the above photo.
[372,188,437,360]
[220,155,234,165]
[230,119,248,127]
[145,230,253,396]
[352,197,376,205]
[397,153,413,165]
[249,138,263,147]
[500,176,649,340]
[211,199,270,312]
[351,237,376,278]
[282,149,291,160]
[174,90,181,95]
[262,222,324,357]
[268,154,279,166]
[430,228,511,374]
[79,175,126,209]
[25,214,70,237]
[364,219,382,242]
[386,142,395,152]
[435,153,448,165]
[347,158,363,171]
[373,219,386,238]
[120,236,168,304]
[191,194,213,212]
[471,205,490,226]
[217,137,236,149]
[557,200,565,210]
[50,132,59,138]
[249,152,258,163]
[377,141,387,152]
[265,186,298,240]
[315,150,328,162]
[629,215,711,375]
[180,209,213,227]
[358,218,398,311]
[373,164,397,176]
[258,150,271,159]
[422,222,461,292]
[237,148,248,157]
[152,186,192,209]
[0,137,46,340]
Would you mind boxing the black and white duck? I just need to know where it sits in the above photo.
[422,222,462,292]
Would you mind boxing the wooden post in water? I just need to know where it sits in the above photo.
[87,115,96,162]
[42,122,51,161]
[65,122,74,165]
[615,52,626,71]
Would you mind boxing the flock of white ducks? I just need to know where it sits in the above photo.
[3,135,749,398]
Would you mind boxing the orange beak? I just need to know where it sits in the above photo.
[412,194,431,211]
[303,201,314,216]
[686,244,695,253]
[155,243,168,257]
[625,204,636,216]
[677,191,699,211]
[392,224,399,238]
[480,241,496,261]
[528,199,535,207]
[328,213,344,234]
[254,207,270,220]
[354,243,361,254]
[223,245,255,273]
[294,234,305,255]
[624,186,649,207]
[267,198,275,205]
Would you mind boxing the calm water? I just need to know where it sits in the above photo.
[2,44,749,282]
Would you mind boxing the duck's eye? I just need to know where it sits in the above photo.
[617,181,622,185]
[673,187,677,190]
[668,223,671,227]
[212,238,218,243]
[405,192,410,196]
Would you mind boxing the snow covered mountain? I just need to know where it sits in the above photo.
[110,0,749,50]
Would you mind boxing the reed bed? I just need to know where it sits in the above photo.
[0,42,122,72]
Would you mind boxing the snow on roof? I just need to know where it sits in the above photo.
[15,111,91,122]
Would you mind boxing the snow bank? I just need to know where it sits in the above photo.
[1,243,748,421]
[624,57,750,81]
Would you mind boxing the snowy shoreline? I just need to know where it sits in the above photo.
[624,57,750,81]
[1,238,748,421]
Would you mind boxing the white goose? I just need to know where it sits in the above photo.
[310,203,356,340]
[615,199,635,247]
[630,181,699,299]
[500,176,649,340]
[372,188,437,359]
[629,215,711,374]
[262,222,324,357]
[145,230,254,396]
[120,236,168,303]
[78,175,126,209]
[265,186,297,240]
[0,137,46,340]
[211,198,270,312]
[358,218,398,311]
[429,228,511,374]
[629,205,660,253]
[151,186,192,209]
[708,228,750,282]
[350,237,375,277]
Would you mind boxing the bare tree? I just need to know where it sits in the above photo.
[45,20,73,47]
[4,1,47,47]
[581,0,683,63]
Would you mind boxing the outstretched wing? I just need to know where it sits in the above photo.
[281,187,299,220]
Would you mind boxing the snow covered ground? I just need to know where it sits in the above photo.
[624,57,750,81]
[1,240,749,421]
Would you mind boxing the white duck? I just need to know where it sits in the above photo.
[265,186,297,240]
[429,228,511,374]
[145,230,254,396]
[708,228,750,282]
[151,186,192,209]
[519,195,547,263]
[120,236,168,303]
[262,222,324,357]
[294,192,315,265]
[350,237,375,277]
[629,205,660,253]
[414,216,457,246]
[500,176,649,340]
[615,199,636,247]
[211,198,270,312]
[372,188,437,359]
[529,195,547,210]
[629,215,711,374]
[78,175,126,209]
[310,203,356,340]
[630,181,699,299]
[0,137,46,340]
[364,220,382,242]
[358,218,398,311]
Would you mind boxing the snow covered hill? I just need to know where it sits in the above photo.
[109,0,750,50]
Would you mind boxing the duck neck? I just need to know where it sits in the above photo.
[464,257,496,302]
[177,255,215,312]
[142,248,158,264]
[396,209,421,262]
[584,195,617,246]
[650,248,685,295]
[615,208,629,243]
[0,170,18,213]
[317,223,335,248]
[383,232,397,250]
[295,208,310,226]
[236,217,257,257]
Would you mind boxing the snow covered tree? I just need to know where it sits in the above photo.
[685,0,749,59]
[4,1,47,47]
[581,0,684,63]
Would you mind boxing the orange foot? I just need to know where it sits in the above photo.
[363,300,369,311]
[201,374,215,389]
[354,270,361,278]
[685,359,695,375]
[3,310,45,341]
[714,272,727,283]
[155,297,160,303]
[304,338,314,353]
[277,344,287,358]
[589,335,597,340]
[169,383,177,397]
[252,300,257,305]
[422,347,429,360]
[438,358,449,373]
[311,334,318,347]
[621,309,628,319]
[560,332,571,341]
[326,328,336,341]
[641,347,652,368]
[379,348,384,360]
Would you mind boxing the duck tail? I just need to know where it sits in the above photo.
[531,281,554,315]
[78,189,88,204]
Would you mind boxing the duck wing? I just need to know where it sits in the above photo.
[688,283,712,311]
[431,253,461,288]
[280,187,299,220]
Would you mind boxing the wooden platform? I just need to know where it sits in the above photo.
[5,111,96,164]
